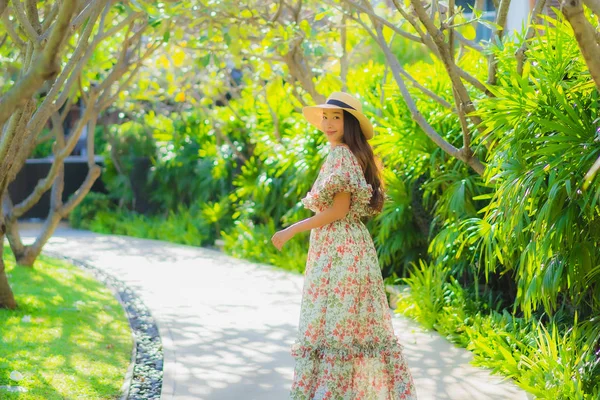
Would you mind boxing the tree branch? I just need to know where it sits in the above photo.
[86,115,97,166]
[390,0,490,94]
[448,0,455,62]
[0,0,76,129]
[401,67,454,109]
[97,11,142,42]
[2,196,26,258]
[473,0,486,29]
[59,165,102,216]
[583,154,600,190]
[340,6,348,91]
[1,12,26,48]
[516,0,547,75]
[337,0,422,42]
[27,1,108,140]
[0,101,36,195]
[41,1,58,31]
[408,0,487,133]
[270,0,283,22]
[561,0,600,93]
[365,13,485,175]
[25,0,41,35]
[51,1,109,110]
[100,40,161,110]
[583,0,600,17]
[12,0,40,42]
[0,110,27,190]
[455,91,472,152]
[282,40,326,103]
[23,210,62,265]
[381,27,455,109]
[12,101,98,218]
[487,0,511,85]
[49,118,66,210]
[96,22,147,95]
[39,0,102,41]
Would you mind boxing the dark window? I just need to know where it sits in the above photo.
[456,0,495,11]
[455,0,497,42]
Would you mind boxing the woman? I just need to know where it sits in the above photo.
[271,92,416,399]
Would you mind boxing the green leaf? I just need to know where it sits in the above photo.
[315,11,327,21]
[149,15,163,28]
[458,24,476,41]
[199,53,211,68]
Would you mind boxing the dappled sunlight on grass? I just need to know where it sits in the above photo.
[0,246,133,399]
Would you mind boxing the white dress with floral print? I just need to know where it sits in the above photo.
[290,145,416,399]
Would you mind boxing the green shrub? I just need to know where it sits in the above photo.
[396,266,600,399]
[31,125,107,159]
[101,120,156,210]
[68,192,115,229]
[221,218,308,274]
[83,207,213,247]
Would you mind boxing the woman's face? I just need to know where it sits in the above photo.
[320,109,344,145]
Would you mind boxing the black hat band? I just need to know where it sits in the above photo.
[326,99,356,110]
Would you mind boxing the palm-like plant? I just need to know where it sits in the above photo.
[447,16,600,318]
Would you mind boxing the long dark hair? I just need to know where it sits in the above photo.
[341,110,385,213]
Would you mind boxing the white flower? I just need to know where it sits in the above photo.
[9,371,24,381]
[21,315,31,323]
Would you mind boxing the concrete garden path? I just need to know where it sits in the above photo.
[20,223,531,400]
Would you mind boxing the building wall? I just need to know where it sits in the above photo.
[506,0,531,35]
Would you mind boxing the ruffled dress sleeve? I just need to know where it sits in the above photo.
[301,145,376,219]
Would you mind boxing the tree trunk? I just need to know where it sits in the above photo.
[14,247,39,267]
[561,0,600,93]
[7,163,100,267]
[5,218,27,265]
[6,211,63,267]
[0,229,17,309]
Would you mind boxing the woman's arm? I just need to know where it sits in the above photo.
[289,191,351,235]
[271,191,351,251]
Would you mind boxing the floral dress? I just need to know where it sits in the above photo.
[290,145,416,399]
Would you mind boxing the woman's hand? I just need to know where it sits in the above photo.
[271,227,296,251]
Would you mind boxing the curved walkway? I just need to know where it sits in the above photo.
[20,223,531,400]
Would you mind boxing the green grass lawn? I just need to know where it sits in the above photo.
[0,246,133,399]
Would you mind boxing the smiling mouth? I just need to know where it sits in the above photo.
[326,131,336,135]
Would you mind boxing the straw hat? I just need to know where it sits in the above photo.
[302,92,374,140]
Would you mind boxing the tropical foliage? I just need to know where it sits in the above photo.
[4,0,600,397]
[76,6,600,395]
